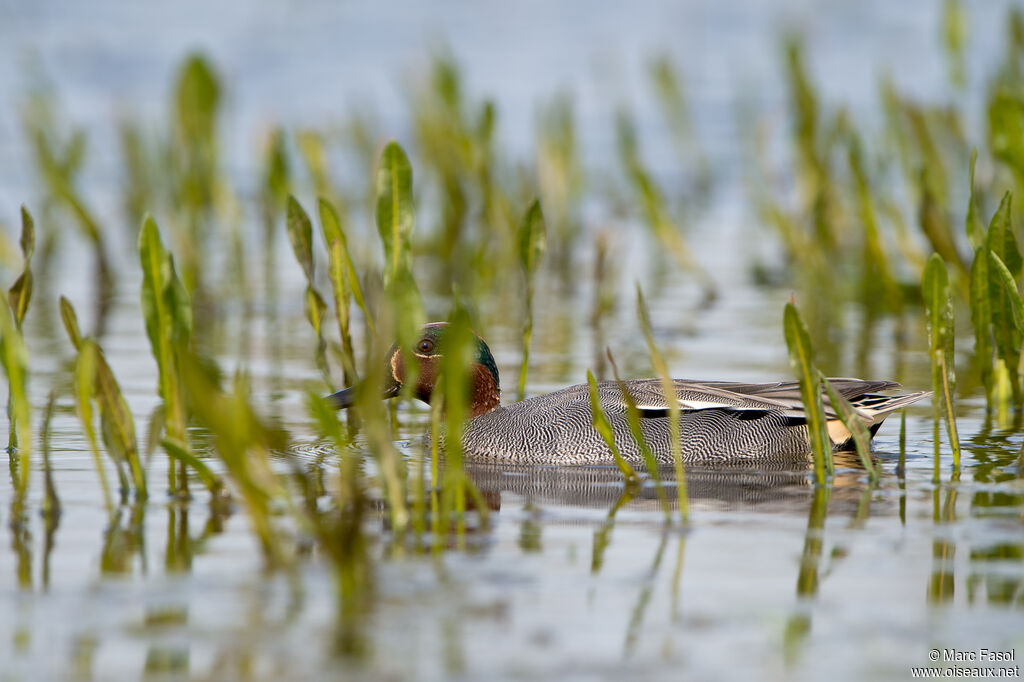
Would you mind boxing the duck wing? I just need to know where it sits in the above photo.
[607,378,925,424]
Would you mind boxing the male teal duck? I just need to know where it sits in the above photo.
[329,323,930,465]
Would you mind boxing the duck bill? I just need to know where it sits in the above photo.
[327,386,358,409]
[327,378,402,410]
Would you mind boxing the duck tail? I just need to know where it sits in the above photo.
[851,391,932,425]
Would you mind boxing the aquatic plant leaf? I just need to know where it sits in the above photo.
[59,296,83,351]
[319,196,345,249]
[848,132,899,311]
[89,339,146,499]
[8,207,35,329]
[922,252,961,474]
[139,216,191,460]
[989,92,1024,176]
[989,250,1024,333]
[821,374,876,482]
[287,195,316,282]
[320,198,373,336]
[0,295,30,492]
[319,198,365,382]
[326,241,357,383]
[783,301,831,483]
[942,0,968,88]
[516,198,546,400]
[517,199,546,276]
[174,54,220,144]
[8,272,32,329]
[985,193,1022,409]
[969,247,994,405]
[177,352,289,565]
[965,149,985,250]
[586,370,639,483]
[636,286,688,521]
[607,350,669,516]
[986,192,1020,276]
[160,438,223,495]
[305,286,327,339]
[17,206,35,262]
[919,174,966,276]
[139,217,192,348]
[375,142,413,284]
[435,307,491,531]
[40,391,60,521]
[262,127,290,207]
[74,341,114,510]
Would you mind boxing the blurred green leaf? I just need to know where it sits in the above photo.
[783,301,830,484]
[75,340,114,510]
[988,92,1024,176]
[607,351,668,516]
[375,142,414,285]
[942,0,968,89]
[90,340,146,499]
[0,294,30,492]
[966,149,985,250]
[59,296,83,352]
[319,197,372,377]
[139,215,192,467]
[175,54,220,144]
[287,195,316,283]
[586,370,639,484]
[517,199,546,276]
[637,286,688,522]
[516,199,546,400]
[160,438,224,496]
[8,207,35,329]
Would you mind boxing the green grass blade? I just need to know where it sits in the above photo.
[636,286,688,522]
[783,301,831,484]
[586,370,639,484]
[966,149,985,250]
[922,252,961,478]
[607,350,669,518]
[517,199,546,401]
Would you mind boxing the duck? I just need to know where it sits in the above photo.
[328,322,930,465]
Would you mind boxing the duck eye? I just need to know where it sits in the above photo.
[416,338,435,354]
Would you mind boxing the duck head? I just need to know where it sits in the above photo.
[328,322,501,417]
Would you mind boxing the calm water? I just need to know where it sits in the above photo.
[2,1,1024,680]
